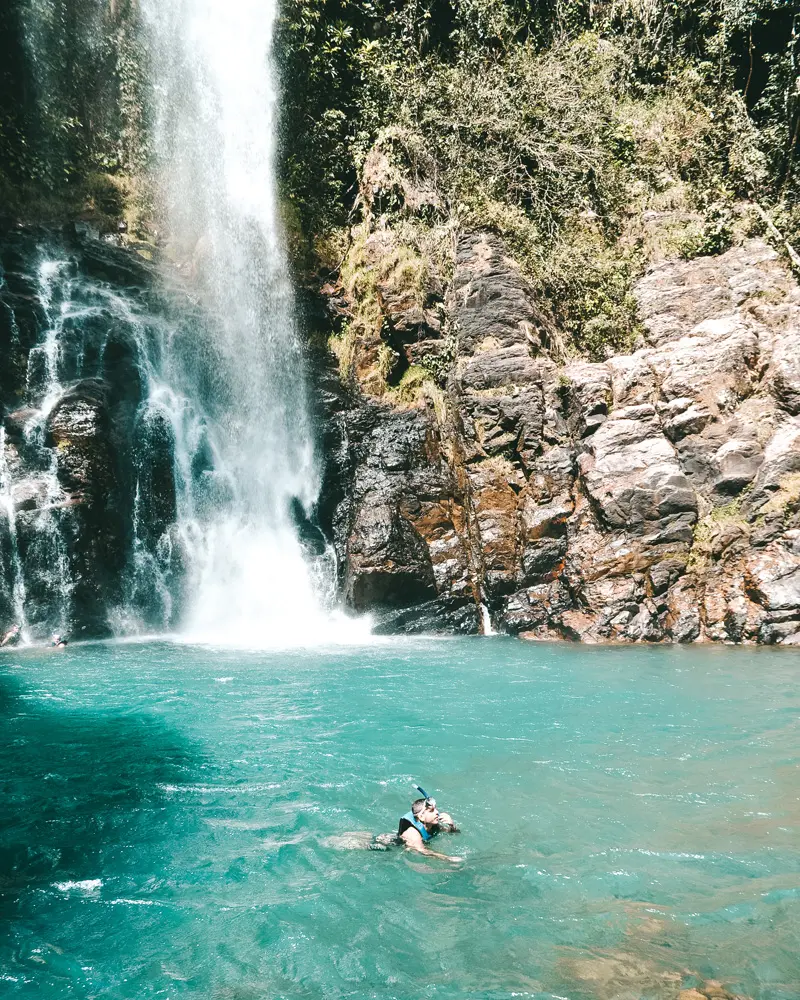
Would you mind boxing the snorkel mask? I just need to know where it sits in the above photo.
[416,785,436,810]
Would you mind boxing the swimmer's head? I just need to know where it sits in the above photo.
[411,797,439,825]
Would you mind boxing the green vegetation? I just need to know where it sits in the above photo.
[687,497,750,571]
[1,1,797,360]
[0,0,150,228]
[387,364,433,405]
[277,0,799,362]
[759,471,800,517]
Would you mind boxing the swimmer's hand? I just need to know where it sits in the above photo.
[437,811,459,832]
[401,827,463,862]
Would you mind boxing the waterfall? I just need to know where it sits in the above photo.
[0,257,90,642]
[137,0,357,645]
[0,0,365,645]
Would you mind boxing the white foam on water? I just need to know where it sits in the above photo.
[178,609,375,649]
[53,880,102,894]
[107,899,160,907]
[157,782,281,794]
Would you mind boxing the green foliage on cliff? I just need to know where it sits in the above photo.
[277,0,798,360]
[1,0,797,358]
[278,1,798,228]
[0,0,149,226]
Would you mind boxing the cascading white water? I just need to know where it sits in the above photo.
[8,259,81,640]
[0,245,184,639]
[0,428,29,639]
[140,0,364,644]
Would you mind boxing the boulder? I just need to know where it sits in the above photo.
[46,379,115,498]
[665,577,702,643]
[580,404,697,534]
[769,318,800,414]
[745,549,800,612]
[712,438,763,496]
[447,232,551,356]
[318,389,473,615]
[635,239,789,347]
[372,595,479,635]
[560,363,612,440]
[11,478,49,512]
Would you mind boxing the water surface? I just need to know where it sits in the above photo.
[1,639,798,998]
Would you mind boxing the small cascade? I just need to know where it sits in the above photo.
[0,256,81,638]
[27,260,77,636]
[480,603,496,636]
[0,428,29,639]
[0,245,183,638]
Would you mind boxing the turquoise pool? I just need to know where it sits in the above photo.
[1,638,798,998]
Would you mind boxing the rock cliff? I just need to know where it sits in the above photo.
[321,233,800,644]
[5,222,800,644]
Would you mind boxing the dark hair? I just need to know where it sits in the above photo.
[411,798,430,816]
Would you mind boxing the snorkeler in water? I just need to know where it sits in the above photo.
[327,786,462,862]
[392,787,460,860]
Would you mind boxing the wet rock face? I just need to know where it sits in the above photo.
[447,232,552,356]
[319,376,478,633]
[47,380,115,496]
[323,235,800,643]
[0,237,47,408]
[43,379,128,631]
[0,226,163,638]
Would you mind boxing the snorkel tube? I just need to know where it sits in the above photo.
[416,785,436,808]
[416,785,430,800]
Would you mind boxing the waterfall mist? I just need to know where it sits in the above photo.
[138,0,354,644]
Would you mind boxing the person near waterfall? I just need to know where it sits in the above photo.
[1,624,20,646]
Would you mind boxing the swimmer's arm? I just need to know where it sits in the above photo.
[400,826,462,862]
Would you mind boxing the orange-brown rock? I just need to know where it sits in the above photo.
[321,233,800,641]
